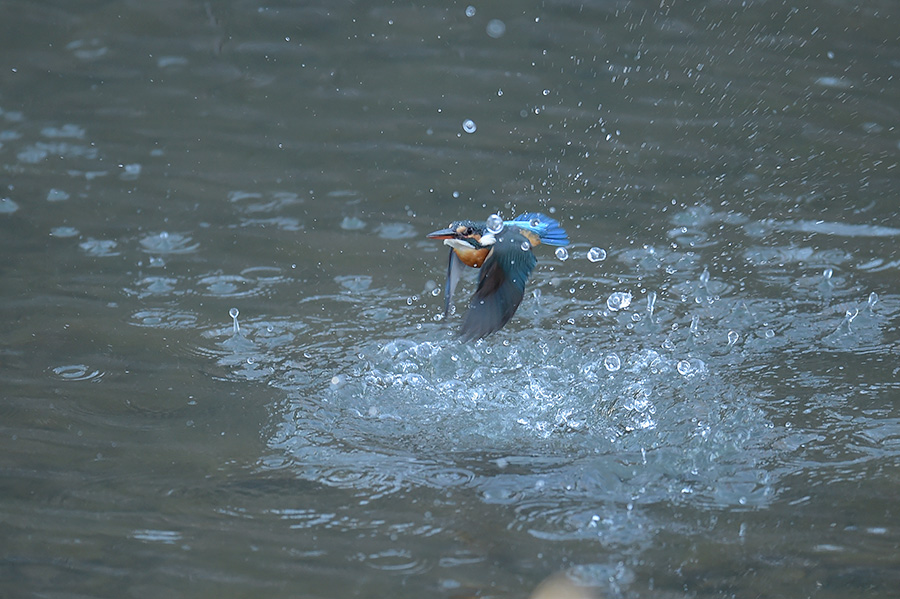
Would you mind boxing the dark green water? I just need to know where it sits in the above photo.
[2,1,898,597]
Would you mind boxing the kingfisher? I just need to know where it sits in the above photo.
[427,212,570,340]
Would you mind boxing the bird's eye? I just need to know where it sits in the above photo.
[465,227,474,236]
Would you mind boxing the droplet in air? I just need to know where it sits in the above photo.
[647,291,657,319]
[699,267,710,288]
[866,291,878,310]
[822,268,833,281]
[530,217,541,228]
[486,213,503,234]
[229,307,240,334]
[520,241,531,252]
[462,119,477,133]
[587,247,606,262]
[465,5,476,17]
[677,360,692,376]
[727,330,739,346]
[555,247,568,261]
[486,19,506,38]
[603,354,621,372]
[607,291,633,312]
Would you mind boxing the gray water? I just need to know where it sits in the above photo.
[2,1,899,597]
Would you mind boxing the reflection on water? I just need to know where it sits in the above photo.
[1,0,899,597]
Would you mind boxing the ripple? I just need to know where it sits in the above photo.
[79,238,120,257]
[195,274,257,298]
[335,274,372,292]
[358,548,428,573]
[376,222,418,239]
[127,276,180,297]
[139,231,200,254]
[131,529,183,544]
[50,226,79,238]
[51,364,105,382]
[129,309,198,329]
[0,198,20,214]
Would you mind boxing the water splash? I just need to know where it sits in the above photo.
[587,247,606,262]
[606,291,632,312]
[555,247,569,261]
[230,307,241,335]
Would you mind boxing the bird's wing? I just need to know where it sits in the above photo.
[509,213,570,246]
[444,248,465,316]
[460,230,537,340]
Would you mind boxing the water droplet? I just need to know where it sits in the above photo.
[485,19,506,38]
[587,247,606,262]
[603,354,621,371]
[606,291,633,312]
[465,5,476,17]
[699,267,710,288]
[542,89,550,96]
[229,307,240,334]
[462,119,477,133]
[822,267,833,281]
[765,329,775,338]
[520,241,531,252]
[677,360,692,376]
[530,217,541,228]
[555,247,568,261]
[647,291,657,318]
[727,330,739,346]
[867,291,878,310]
[486,213,503,234]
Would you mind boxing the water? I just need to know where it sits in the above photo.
[2,1,899,598]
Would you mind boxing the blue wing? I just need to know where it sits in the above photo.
[504,212,569,246]
[460,230,537,340]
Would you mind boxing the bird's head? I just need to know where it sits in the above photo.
[426,220,498,252]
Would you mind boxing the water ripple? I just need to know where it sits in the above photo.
[139,231,200,254]
[51,364,105,382]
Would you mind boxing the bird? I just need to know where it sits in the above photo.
[427,212,570,340]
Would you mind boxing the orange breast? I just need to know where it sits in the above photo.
[454,246,490,268]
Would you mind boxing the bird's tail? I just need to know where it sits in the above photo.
[509,212,570,246]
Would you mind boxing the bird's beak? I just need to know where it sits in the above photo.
[426,227,457,240]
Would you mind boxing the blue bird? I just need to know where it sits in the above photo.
[427,213,570,340]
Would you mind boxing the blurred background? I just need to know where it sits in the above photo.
[1,1,898,597]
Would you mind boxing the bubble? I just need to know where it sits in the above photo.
[603,354,621,371]
[727,330,739,346]
[606,291,632,312]
[486,19,506,38]
[765,329,775,339]
[676,360,692,376]
[462,119,477,133]
[555,247,568,261]
[465,5,476,17]
[587,247,606,262]
[486,213,503,234]
[521,241,531,252]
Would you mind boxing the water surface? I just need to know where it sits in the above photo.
[2,1,898,597]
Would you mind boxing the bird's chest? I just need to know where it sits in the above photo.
[445,240,490,268]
